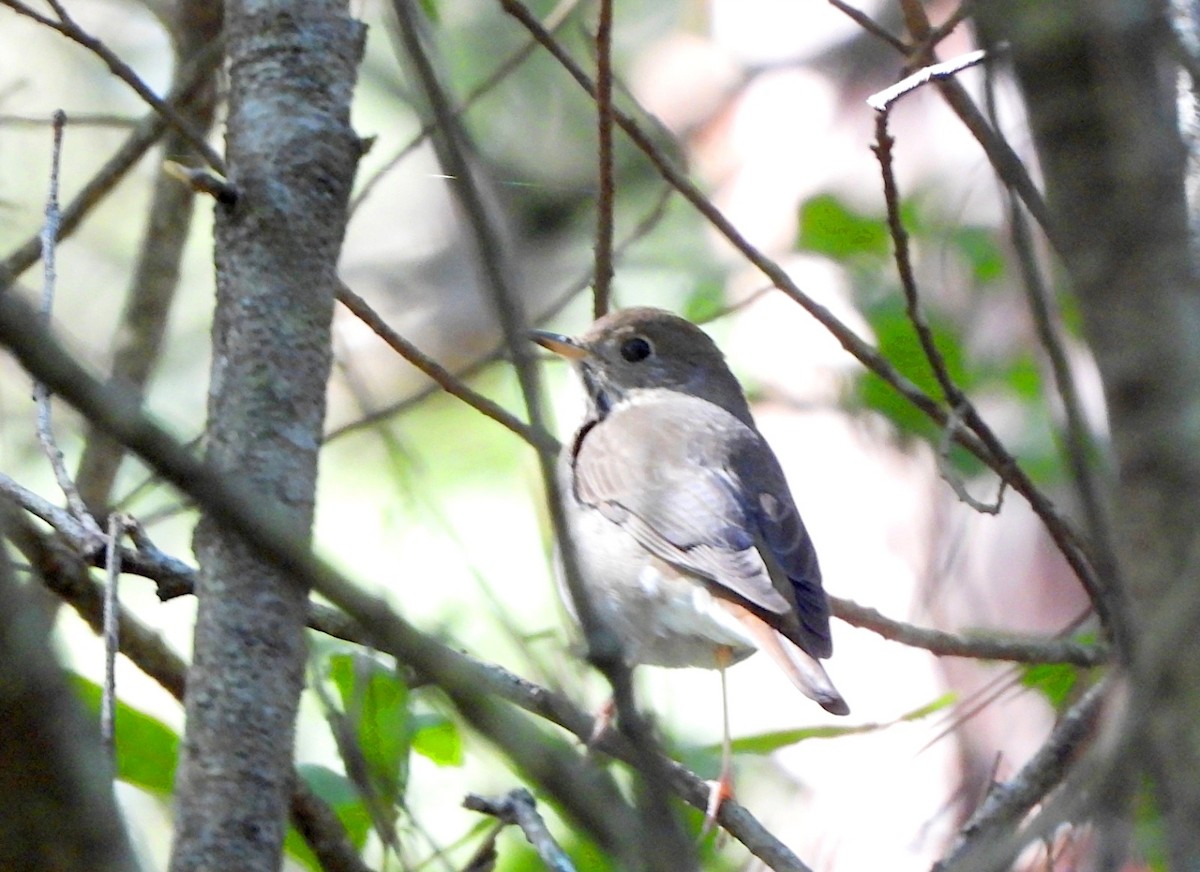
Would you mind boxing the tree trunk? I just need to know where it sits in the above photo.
[167,2,364,870]
[977,0,1200,865]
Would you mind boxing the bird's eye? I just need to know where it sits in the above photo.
[619,336,652,363]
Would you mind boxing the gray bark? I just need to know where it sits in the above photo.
[977,0,1200,865]
[167,2,365,870]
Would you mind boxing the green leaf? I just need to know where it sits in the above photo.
[797,194,890,260]
[411,712,464,767]
[850,297,972,452]
[1019,662,1079,708]
[715,693,956,755]
[952,226,1006,284]
[71,674,179,794]
[682,279,725,323]
[326,653,411,808]
[417,0,440,23]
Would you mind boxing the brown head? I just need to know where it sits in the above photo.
[532,307,754,426]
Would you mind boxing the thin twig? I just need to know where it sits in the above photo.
[0,0,224,172]
[100,512,127,762]
[335,281,556,451]
[464,789,575,872]
[830,596,1106,667]
[937,403,1006,515]
[0,112,140,128]
[866,49,988,111]
[933,679,1107,871]
[870,105,1113,632]
[349,0,581,217]
[32,111,104,546]
[0,38,224,290]
[592,0,615,318]
[825,0,906,52]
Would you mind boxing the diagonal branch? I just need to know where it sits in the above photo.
[0,0,224,171]
[0,38,224,291]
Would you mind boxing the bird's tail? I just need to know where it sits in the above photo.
[728,606,849,716]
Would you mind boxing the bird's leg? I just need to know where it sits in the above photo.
[587,697,616,747]
[701,646,736,838]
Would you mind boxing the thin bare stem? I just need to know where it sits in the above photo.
[101,512,126,762]
[825,0,906,52]
[464,789,575,872]
[334,281,556,451]
[329,184,673,444]
[32,112,104,545]
[0,39,224,290]
[592,0,615,318]
[871,106,1114,635]
[349,0,581,217]
[867,49,988,110]
[937,403,1006,515]
[830,596,1106,667]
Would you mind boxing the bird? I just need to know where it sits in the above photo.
[532,306,849,825]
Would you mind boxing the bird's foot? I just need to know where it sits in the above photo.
[699,773,734,840]
[586,697,616,748]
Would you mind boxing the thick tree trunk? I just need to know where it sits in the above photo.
[977,0,1200,865]
[167,3,364,870]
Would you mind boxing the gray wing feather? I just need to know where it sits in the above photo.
[571,393,832,657]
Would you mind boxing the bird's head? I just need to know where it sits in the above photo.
[531,307,754,425]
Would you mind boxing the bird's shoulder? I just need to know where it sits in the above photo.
[575,389,757,474]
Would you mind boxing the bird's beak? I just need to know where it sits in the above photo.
[529,329,590,361]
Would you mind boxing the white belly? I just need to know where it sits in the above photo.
[559,499,758,669]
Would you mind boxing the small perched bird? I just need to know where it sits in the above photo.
[533,307,848,822]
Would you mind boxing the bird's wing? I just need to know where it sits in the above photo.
[570,392,831,657]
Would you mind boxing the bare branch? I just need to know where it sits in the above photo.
[465,789,575,872]
[591,0,614,318]
[866,49,988,110]
[830,596,1106,667]
[0,0,224,171]
[100,512,128,763]
[0,38,224,290]
[870,104,1115,633]
[934,679,1108,872]
[334,282,556,451]
[936,404,1006,515]
[30,111,105,548]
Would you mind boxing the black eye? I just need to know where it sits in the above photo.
[620,336,652,363]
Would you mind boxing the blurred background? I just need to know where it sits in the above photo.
[0,0,1099,868]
